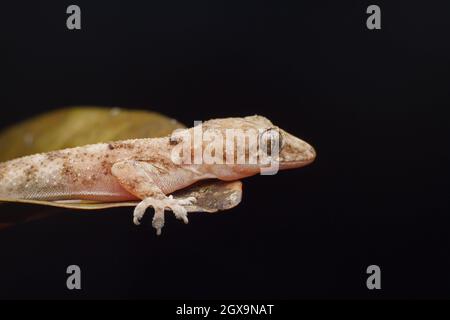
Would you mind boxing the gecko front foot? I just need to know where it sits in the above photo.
[133,196,197,235]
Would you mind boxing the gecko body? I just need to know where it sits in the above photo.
[0,115,316,234]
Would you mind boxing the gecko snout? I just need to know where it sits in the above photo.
[277,129,316,169]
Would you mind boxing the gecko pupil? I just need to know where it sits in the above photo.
[260,128,281,157]
[266,138,272,155]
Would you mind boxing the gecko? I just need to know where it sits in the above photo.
[0,115,316,235]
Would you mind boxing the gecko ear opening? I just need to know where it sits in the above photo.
[169,136,181,145]
[169,128,187,145]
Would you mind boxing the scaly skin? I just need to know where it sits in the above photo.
[0,115,316,235]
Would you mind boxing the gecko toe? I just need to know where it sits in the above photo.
[171,204,189,224]
[176,196,197,206]
[133,201,149,225]
[187,196,197,204]
[151,207,165,235]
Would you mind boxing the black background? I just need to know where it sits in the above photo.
[0,0,449,299]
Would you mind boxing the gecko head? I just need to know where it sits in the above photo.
[172,115,315,178]
[202,115,316,171]
[242,115,316,171]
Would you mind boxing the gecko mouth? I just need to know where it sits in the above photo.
[279,146,316,169]
[279,158,315,170]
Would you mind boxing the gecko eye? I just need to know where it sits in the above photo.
[259,128,282,156]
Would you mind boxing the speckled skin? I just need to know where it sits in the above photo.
[0,115,316,234]
[0,138,170,201]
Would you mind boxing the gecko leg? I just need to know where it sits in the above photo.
[111,160,196,235]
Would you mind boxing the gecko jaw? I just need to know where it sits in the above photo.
[279,157,315,170]
[278,140,316,170]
